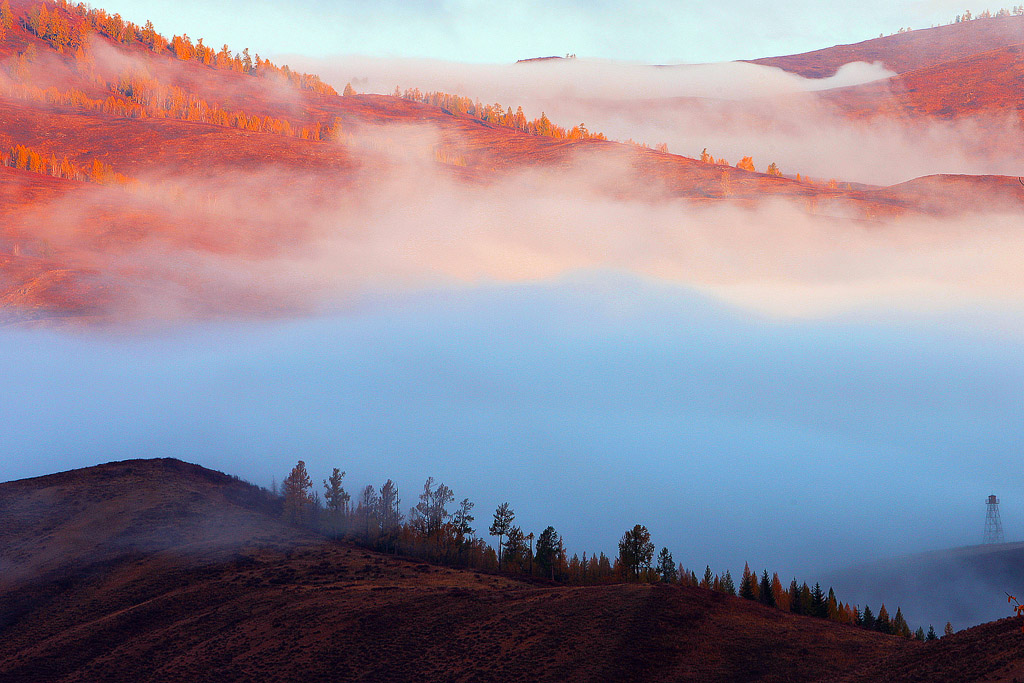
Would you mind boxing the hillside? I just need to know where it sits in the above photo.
[1,0,1023,323]
[750,14,1024,77]
[0,458,921,683]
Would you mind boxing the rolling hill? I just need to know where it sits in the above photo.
[0,458,918,682]
[3,459,1024,682]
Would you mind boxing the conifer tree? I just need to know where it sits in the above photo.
[322,468,349,536]
[721,570,736,596]
[739,563,756,600]
[759,570,775,606]
[452,497,474,540]
[876,604,892,634]
[810,583,826,618]
[892,607,911,638]
[535,526,561,579]
[489,502,514,567]
[379,479,403,538]
[789,579,802,614]
[862,605,875,630]
[926,625,937,641]
[282,460,313,525]
[657,548,677,583]
[944,622,954,637]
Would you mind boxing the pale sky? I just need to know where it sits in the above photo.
[92,0,977,63]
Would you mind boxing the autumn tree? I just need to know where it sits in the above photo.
[343,82,356,96]
[617,524,655,581]
[489,502,514,567]
[0,0,11,30]
[766,162,782,177]
[876,604,892,634]
[282,460,313,525]
[944,622,954,637]
[736,156,755,172]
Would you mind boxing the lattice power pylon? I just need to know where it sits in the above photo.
[984,494,1005,544]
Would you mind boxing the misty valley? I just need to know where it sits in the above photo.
[2,0,1024,681]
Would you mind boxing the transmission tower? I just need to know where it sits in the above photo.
[984,494,1005,544]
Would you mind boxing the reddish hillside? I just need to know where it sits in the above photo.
[0,459,913,683]
[750,14,1024,77]
[821,44,1024,120]
[0,1,1022,323]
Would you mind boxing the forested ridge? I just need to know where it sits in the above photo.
[272,459,950,642]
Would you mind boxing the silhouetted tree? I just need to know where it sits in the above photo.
[720,570,736,596]
[410,477,453,539]
[617,525,654,581]
[504,525,526,572]
[944,622,954,637]
[535,526,561,579]
[452,497,474,541]
[759,570,775,607]
[810,583,827,618]
[282,460,312,525]
[876,604,892,634]
[740,563,756,600]
[657,548,677,583]
[378,479,402,542]
[322,467,349,537]
[926,625,937,641]
[489,502,514,567]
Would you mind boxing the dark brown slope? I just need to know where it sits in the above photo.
[749,14,1024,77]
[0,459,911,683]
[841,617,1024,683]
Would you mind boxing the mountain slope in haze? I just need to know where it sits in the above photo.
[822,541,1024,632]
[750,14,1024,77]
[0,458,916,683]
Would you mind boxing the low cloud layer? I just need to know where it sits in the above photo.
[14,122,1020,322]
[289,55,1024,184]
